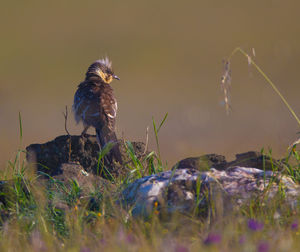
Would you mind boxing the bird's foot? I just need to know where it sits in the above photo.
[80,126,90,138]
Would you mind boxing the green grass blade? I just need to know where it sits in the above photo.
[126,141,143,178]
[158,113,168,132]
[97,142,114,176]
[152,117,161,162]
[152,114,168,170]
[18,111,23,142]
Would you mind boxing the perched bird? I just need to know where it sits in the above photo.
[73,58,122,164]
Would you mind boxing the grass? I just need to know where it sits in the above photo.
[0,49,299,251]
[221,47,300,127]
[0,128,299,251]
[0,156,300,251]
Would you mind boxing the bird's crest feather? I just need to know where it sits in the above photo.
[96,57,112,68]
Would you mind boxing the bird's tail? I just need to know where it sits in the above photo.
[96,128,123,164]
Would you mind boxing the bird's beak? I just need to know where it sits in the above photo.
[113,75,120,80]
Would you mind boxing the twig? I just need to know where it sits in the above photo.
[63,106,70,135]
[63,106,71,162]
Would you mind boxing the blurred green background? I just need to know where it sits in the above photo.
[1,0,299,168]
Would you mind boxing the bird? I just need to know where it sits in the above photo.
[73,57,123,164]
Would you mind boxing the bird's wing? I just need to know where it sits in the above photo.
[100,92,117,132]
[73,83,100,124]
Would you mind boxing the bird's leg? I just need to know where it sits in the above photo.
[81,125,90,137]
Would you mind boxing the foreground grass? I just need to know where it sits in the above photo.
[0,144,299,252]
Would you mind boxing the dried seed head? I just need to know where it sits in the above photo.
[221,60,232,114]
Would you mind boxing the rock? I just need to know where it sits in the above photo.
[120,167,300,218]
[0,163,115,216]
[174,151,283,171]
[26,134,148,180]
[48,163,115,212]
[226,151,283,170]
[175,154,227,171]
[51,163,115,194]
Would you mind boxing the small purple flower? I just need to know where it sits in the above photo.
[291,220,298,231]
[248,219,264,231]
[126,233,136,244]
[257,241,269,252]
[204,233,221,245]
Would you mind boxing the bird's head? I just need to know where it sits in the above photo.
[85,57,120,84]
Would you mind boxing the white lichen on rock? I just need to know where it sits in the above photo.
[121,167,300,218]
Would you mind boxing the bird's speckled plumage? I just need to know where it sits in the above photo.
[73,58,122,164]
